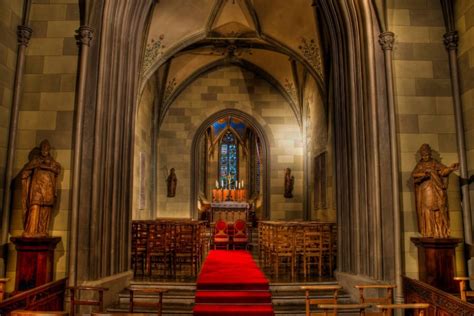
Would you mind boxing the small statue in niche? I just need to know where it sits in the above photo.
[284,168,294,198]
[20,140,61,238]
[411,144,459,238]
[167,168,177,197]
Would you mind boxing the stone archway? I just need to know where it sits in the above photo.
[190,109,271,220]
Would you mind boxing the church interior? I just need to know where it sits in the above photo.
[1,0,474,315]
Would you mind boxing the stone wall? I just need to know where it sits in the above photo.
[388,0,464,279]
[157,66,304,220]
[303,76,335,222]
[456,0,474,232]
[6,0,79,292]
[133,79,155,220]
[0,1,22,219]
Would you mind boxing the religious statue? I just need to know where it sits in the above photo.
[411,144,459,238]
[167,168,177,197]
[284,168,294,198]
[20,140,61,238]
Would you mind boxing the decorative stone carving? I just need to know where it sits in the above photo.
[163,77,177,103]
[411,144,458,238]
[75,25,94,46]
[143,34,165,73]
[298,37,322,77]
[20,140,61,238]
[284,168,294,198]
[443,31,458,50]
[378,31,395,51]
[17,25,32,47]
[283,78,297,102]
[167,168,177,197]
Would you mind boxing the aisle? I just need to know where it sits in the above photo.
[193,250,274,316]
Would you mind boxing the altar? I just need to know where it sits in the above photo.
[210,202,250,224]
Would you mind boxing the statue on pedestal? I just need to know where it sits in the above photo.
[20,140,61,238]
[284,168,294,198]
[411,144,458,238]
[167,168,177,197]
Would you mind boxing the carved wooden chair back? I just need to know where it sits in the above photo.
[68,286,108,316]
[128,287,168,316]
[301,285,342,316]
[273,224,296,278]
[355,284,396,316]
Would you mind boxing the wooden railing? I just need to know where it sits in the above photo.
[0,278,67,316]
[403,276,474,315]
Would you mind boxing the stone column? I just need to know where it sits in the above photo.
[443,31,473,247]
[379,31,403,303]
[1,24,32,275]
[68,25,93,286]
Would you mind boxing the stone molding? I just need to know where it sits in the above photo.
[76,26,94,47]
[17,25,32,47]
[378,31,395,51]
[443,31,458,51]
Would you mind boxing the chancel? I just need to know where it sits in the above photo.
[1,0,474,315]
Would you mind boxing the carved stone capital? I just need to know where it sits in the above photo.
[443,31,458,50]
[75,26,94,47]
[379,31,395,51]
[17,25,32,47]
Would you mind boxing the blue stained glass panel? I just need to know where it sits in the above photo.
[219,131,238,189]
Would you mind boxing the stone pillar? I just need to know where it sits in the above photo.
[68,25,94,287]
[0,24,32,275]
[379,31,403,303]
[443,31,473,247]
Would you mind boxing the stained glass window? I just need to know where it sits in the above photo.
[219,131,238,189]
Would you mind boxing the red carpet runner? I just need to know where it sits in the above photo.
[193,250,274,316]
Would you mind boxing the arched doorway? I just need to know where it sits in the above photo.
[190,109,271,220]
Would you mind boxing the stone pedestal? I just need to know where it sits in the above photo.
[10,236,61,292]
[411,237,461,293]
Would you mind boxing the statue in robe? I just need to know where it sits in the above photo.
[284,168,294,198]
[167,168,177,197]
[411,144,458,238]
[20,140,61,238]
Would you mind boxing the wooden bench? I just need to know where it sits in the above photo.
[355,284,396,315]
[11,311,68,316]
[376,303,430,316]
[301,285,342,316]
[318,303,371,315]
[128,287,168,315]
[454,276,474,302]
[68,286,108,316]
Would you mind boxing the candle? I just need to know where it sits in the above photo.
[241,180,244,188]
[216,180,219,189]
[221,179,224,188]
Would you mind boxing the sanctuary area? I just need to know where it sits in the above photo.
[1,0,474,315]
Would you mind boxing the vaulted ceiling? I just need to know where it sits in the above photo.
[141,0,325,126]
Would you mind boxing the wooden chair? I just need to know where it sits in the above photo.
[272,224,296,279]
[213,219,229,250]
[174,223,198,276]
[68,286,108,316]
[318,303,371,315]
[301,285,342,316]
[147,222,171,276]
[233,219,248,249]
[454,276,474,302]
[128,287,167,315]
[11,312,68,316]
[355,284,396,315]
[131,221,149,276]
[0,278,9,302]
[376,304,430,316]
[320,224,335,276]
[303,231,323,278]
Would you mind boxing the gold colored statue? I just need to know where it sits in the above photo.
[411,144,458,238]
[20,140,61,237]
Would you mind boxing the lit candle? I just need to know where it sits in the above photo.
[241,180,244,188]
[221,179,224,188]
[216,180,219,189]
